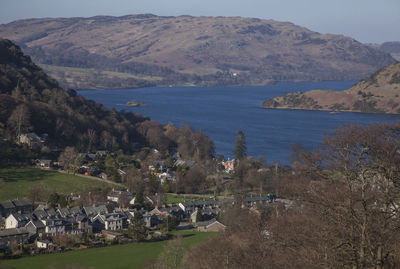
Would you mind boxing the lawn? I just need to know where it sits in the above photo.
[165,193,215,204]
[2,230,216,269]
[0,168,112,201]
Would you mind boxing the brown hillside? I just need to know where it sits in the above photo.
[0,14,395,89]
[261,62,400,114]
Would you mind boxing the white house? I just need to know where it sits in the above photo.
[5,213,30,229]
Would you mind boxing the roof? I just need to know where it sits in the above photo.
[33,209,48,219]
[83,205,107,216]
[0,200,15,209]
[24,132,41,142]
[69,206,82,215]
[0,227,29,237]
[26,220,45,229]
[8,212,31,222]
[12,198,32,207]
[197,218,226,228]
[57,207,71,217]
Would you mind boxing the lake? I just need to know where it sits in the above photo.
[79,81,400,164]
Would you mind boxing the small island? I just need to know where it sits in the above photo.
[126,100,148,107]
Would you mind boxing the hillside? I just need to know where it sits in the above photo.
[380,41,400,61]
[0,14,395,89]
[261,62,400,114]
[0,39,215,163]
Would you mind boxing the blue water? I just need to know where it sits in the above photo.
[79,81,400,164]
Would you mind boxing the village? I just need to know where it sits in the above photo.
[0,131,285,259]
[0,191,282,257]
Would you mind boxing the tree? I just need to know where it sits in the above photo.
[128,212,147,242]
[233,130,247,160]
[161,215,180,231]
[59,146,81,174]
[7,104,31,140]
[86,128,97,152]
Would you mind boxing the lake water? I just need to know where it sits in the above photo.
[79,81,400,164]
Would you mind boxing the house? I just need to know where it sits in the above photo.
[243,195,272,207]
[5,213,31,229]
[174,160,195,168]
[222,159,236,173]
[83,205,107,217]
[92,213,127,231]
[33,209,48,220]
[191,208,219,223]
[57,207,71,218]
[12,198,33,214]
[142,213,160,228]
[99,172,108,180]
[159,206,185,220]
[18,132,41,148]
[0,200,16,218]
[107,189,133,204]
[36,240,54,249]
[36,159,52,168]
[25,220,45,236]
[197,219,226,232]
[0,228,30,245]
[41,219,66,236]
[0,198,33,218]
[75,215,92,234]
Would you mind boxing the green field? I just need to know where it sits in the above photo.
[0,168,113,201]
[164,193,215,204]
[2,230,216,269]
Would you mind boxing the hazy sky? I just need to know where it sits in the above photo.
[0,0,399,43]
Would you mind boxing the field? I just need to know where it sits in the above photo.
[1,230,216,269]
[164,193,215,204]
[0,168,113,201]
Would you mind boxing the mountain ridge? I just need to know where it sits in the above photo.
[0,14,395,89]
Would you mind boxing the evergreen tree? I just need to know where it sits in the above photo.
[128,212,147,242]
[233,130,247,160]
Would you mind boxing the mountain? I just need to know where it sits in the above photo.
[261,62,400,114]
[0,14,396,89]
[379,41,400,61]
[0,39,215,163]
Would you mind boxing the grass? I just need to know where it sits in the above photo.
[2,230,216,269]
[0,168,113,201]
[164,193,215,204]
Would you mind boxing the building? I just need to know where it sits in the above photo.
[0,228,30,246]
[197,219,226,232]
[107,189,133,204]
[5,213,30,229]
[18,133,41,148]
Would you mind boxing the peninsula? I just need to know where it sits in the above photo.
[262,62,400,114]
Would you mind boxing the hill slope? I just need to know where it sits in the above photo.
[261,62,400,114]
[0,14,395,89]
[0,39,215,163]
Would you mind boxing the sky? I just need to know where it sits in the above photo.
[0,0,399,44]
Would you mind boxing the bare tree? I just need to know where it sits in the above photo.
[87,128,97,152]
[59,147,81,174]
[7,104,31,140]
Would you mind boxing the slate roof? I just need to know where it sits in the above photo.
[83,205,107,217]
[12,198,32,207]
[197,218,225,228]
[33,209,48,220]
[0,200,15,209]
[0,227,29,237]
[9,212,31,222]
